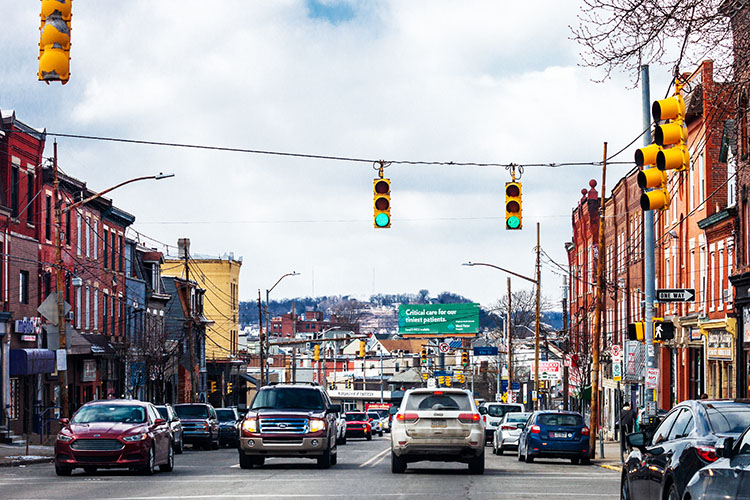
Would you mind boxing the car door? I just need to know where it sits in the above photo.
[641,408,682,499]
[209,407,219,439]
[148,405,168,462]
[731,428,750,499]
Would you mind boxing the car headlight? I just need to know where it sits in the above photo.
[309,419,326,433]
[122,432,148,442]
[57,433,73,442]
[241,418,258,435]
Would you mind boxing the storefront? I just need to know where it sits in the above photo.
[729,271,750,398]
[8,348,55,435]
[700,319,737,399]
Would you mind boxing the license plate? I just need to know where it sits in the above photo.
[552,432,570,438]
[431,419,447,428]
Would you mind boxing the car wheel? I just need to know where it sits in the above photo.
[517,446,524,462]
[379,430,384,437]
[211,436,220,450]
[341,434,347,445]
[140,445,156,476]
[55,465,72,476]
[366,432,372,441]
[666,483,680,500]
[252,457,265,467]
[83,466,97,474]
[497,446,504,456]
[620,473,631,500]
[468,451,485,475]
[175,436,184,454]
[160,444,174,472]
[391,451,407,474]
[524,445,534,463]
[331,451,338,466]
[239,452,253,469]
[570,458,580,465]
[317,444,333,469]
[581,455,591,465]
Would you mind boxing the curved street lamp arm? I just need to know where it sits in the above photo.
[462,261,537,285]
[62,173,175,214]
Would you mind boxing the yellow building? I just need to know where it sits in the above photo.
[162,253,242,360]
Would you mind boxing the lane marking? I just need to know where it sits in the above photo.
[8,493,619,500]
[358,447,390,468]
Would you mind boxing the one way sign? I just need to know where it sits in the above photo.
[656,288,696,302]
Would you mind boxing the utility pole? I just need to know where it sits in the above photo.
[591,142,608,458]
[180,239,197,403]
[257,290,264,387]
[291,301,296,384]
[53,142,70,419]
[534,222,541,410]
[507,277,513,400]
[562,276,569,411]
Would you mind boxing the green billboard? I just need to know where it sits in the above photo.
[398,303,480,336]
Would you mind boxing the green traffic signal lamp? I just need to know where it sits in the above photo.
[373,178,391,228]
[505,182,522,230]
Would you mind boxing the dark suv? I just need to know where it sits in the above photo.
[238,384,341,469]
[174,403,220,450]
[216,407,241,447]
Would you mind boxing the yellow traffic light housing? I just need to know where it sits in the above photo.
[314,344,320,361]
[359,340,366,358]
[461,351,469,367]
[653,94,689,172]
[373,178,391,228]
[226,382,233,393]
[346,379,352,389]
[38,0,72,84]
[445,376,452,387]
[505,182,522,230]
[420,348,427,364]
[637,167,670,211]
[210,380,217,393]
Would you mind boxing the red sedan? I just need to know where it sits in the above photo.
[344,412,372,440]
[55,400,173,476]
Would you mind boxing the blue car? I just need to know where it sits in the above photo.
[517,411,590,465]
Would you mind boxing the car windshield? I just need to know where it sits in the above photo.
[216,410,236,421]
[155,407,169,420]
[345,413,366,421]
[374,410,389,418]
[367,412,379,420]
[538,414,584,427]
[175,405,209,419]
[405,392,472,411]
[251,388,325,411]
[705,403,750,434]
[505,413,531,423]
[487,405,521,417]
[72,405,146,424]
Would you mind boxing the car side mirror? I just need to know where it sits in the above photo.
[59,417,69,426]
[388,406,398,415]
[478,407,487,415]
[716,437,735,459]
[517,423,525,429]
[328,404,342,414]
[154,418,166,426]
[626,432,647,449]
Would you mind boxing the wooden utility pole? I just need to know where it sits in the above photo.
[591,142,608,458]
[534,222,541,410]
[53,142,70,418]
[258,290,264,387]
[181,241,197,403]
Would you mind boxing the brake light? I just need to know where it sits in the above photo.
[395,413,419,423]
[581,426,590,436]
[530,425,540,434]
[501,425,516,430]
[696,445,718,463]
[458,413,481,423]
[433,391,444,395]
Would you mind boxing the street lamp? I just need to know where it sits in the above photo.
[53,140,174,418]
[462,259,542,410]
[263,271,299,385]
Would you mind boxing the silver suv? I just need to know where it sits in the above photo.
[390,388,484,474]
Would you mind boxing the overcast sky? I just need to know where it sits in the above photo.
[1,1,675,310]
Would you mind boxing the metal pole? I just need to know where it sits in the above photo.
[257,291,264,387]
[642,65,658,409]
[265,289,270,386]
[563,276,570,411]
[53,142,69,419]
[380,348,384,403]
[591,142,608,459]
[534,222,541,410]
[507,277,513,399]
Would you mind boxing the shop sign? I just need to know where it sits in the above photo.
[82,359,97,382]
[689,327,703,342]
[15,317,41,335]
[707,330,734,360]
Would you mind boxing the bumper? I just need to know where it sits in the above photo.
[219,429,238,441]
[239,435,330,457]
[391,428,485,462]
[526,437,589,458]
[55,440,150,469]
[345,427,371,437]
[183,431,213,444]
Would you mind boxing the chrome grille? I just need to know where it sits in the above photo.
[259,418,308,434]
[70,439,124,451]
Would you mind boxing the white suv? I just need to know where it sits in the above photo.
[479,402,524,443]
[390,388,485,474]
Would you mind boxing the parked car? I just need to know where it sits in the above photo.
[390,388,485,474]
[54,399,174,476]
[155,404,184,454]
[238,384,340,469]
[621,399,750,500]
[367,411,385,437]
[174,403,220,450]
[683,424,750,500]
[479,402,525,443]
[216,407,241,447]
[335,410,347,445]
[344,412,372,440]
[493,411,531,455]
[518,411,590,465]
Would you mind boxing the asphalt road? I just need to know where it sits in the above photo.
[0,436,619,499]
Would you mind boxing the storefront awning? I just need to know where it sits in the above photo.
[10,348,55,376]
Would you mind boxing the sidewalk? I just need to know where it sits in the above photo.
[0,443,54,467]
[592,440,625,472]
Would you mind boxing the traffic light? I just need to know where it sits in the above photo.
[38,0,72,84]
[461,351,469,367]
[505,182,522,230]
[359,340,366,358]
[627,322,645,341]
[226,382,233,394]
[445,376,452,387]
[653,94,689,171]
[210,380,217,393]
[346,379,352,389]
[422,372,429,380]
[314,344,320,361]
[420,348,427,364]
[437,376,445,385]
[329,381,335,390]
[373,177,391,228]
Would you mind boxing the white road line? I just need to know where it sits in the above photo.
[9,493,619,500]
[358,446,390,468]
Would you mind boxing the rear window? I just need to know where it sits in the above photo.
[345,413,366,421]
[705,404,750,434]
[487,404,523,417]
[538,414,583,427]
[405,392,472,411]
[175,405,209,419]
[216,409,236,421]
[505,413,531,423]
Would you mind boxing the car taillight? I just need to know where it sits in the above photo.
[696,445,718,463]
[458,413,481,423]
[501,425,516,430]
[581,426,590,436]
[241,418,258,436]
[396,413,419,423]
[483,415,487,423]
[530,425,541,434]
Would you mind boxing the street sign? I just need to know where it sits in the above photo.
[427,378,436,388]
[645,368,659,389]
[612,360,622,382]
[611,344,622,357]
[438,342,449,353]
[473,346,498,356]
[656,288,695,302]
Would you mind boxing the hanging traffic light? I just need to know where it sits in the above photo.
[329,381,335,390]
[359,340,366,358]
[346,379,352,389]
[420,348,427,364]
[636,130,669,211]
[461,351,469,367]
[210,380,217,393]
[226,382,233,394]
[373,177,391,228]
[445,376,452,387]
[437,376,445,385]
[653,94,689,172]
[314,344,320,361]
[505,182,522,230]
[38,0,72,84]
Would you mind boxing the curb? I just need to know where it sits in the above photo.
[598,463,622,472]
[0,457,54,467]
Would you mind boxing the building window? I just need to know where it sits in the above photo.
[65,210,71,246]
[93,220,98,259]
[76,213,81,255]
[111,295,116,336]
[103,295,108,334]
[76,286,82,329]
[111,232,116,270]
[45,195,52,241]
[85,285,90,330]
[27,173,34,224]
[118,235,124,272]
[10,164,19,218]
[85,217,90,258]
[94,290,98,331]
[103,229,108,268]
[19,270,29,304]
